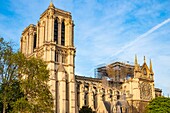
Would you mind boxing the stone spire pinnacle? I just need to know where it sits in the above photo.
[48,1,55,8]
[134,55,140,72]
[135,54,138,65]
[150,59,154,74]
[144,56,146,63]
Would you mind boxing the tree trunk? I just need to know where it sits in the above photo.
[3,95,6,113]
[3,103,6,113]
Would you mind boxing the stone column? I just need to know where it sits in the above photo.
[65,22,69,46]
[72,23,74,46]
[79,83,84,109]
[22,38,27,55]
[57,67,67,113]
[151,83,155,98]
[69,24,71,46]
[48,8,54,42]
[97,86,102,108]
[69,80,76,113]
[36,23,40,48]
[67,49,76,113]
[29,27,34,54]
[88,84,94,110]
[20,38,23,53]
[58,19,61,45]
[48,16,53,42]
[29,33,33,54]
[45,16,48,42]
[40,21,45,47]
[26,34,29,55]
[57,79,66,113]
[39,23,43,47]
[23,37,26,55]
[51,18,54,42]
[105,89,110,102]
[112,91,117,113]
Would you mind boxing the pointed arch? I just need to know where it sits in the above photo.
[33,32,37,49]
[102,88,105,102]
[61,21,65,46]
[66,74,69,112]
[143,68,147,75]
[54,19,58,43]
[93,87,97,109]
[84,86,89,106]
[55,50,58,62]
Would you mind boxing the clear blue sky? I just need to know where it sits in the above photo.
[0,0,170,96]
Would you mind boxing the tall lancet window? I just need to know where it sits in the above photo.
[84,86,89,106]
[61,21,65,46]
[93,88,97,109]
[33,33,37,49]
[54,19,58,43]
[55,51,58,62]
[84,92,88,106]
[66,79,69,108]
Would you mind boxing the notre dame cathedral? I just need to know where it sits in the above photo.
[20,2,162,113]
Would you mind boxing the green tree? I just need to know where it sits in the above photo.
[79,106,94,113]
[0,38,23,113]
[146,97,170,113]
[12,53,54,113]
[0,38,53,113]
[0,80,24,113]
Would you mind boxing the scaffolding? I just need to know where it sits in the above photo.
[95,61,134,88]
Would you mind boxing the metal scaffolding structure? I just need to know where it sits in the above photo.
[95,61,135,89]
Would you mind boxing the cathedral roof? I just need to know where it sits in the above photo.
[155,88,162,92]
[75,75,102,82]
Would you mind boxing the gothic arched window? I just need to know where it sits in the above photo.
[77,84,80,108]
[93,88,97,109]
[117,91,120,100]
[66,79,69,110]
[61,21,65,46]
[66,80,69,101]
[102,94,105,102]
[110,89,113,101]
[84,92,88,106]
[33,33,37,49]
[55,51,58,62]
[62,55,66,63]
[94,93,97,109]
[143,68,147,75]
[102,88,105,101]
[54,19,58,43]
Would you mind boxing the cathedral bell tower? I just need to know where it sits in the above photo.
[20,2,76,113]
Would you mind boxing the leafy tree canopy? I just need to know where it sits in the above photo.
[146,97,170,113]
[0,38,53,113]
[79,106,94,113]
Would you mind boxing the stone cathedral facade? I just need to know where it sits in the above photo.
[20,2,162,113]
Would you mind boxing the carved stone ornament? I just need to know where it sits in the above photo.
[51,47,55,51]
[140,82,152,100]
[29,31,34,36]
[37,51,44,57]
[46,46,50,51]
[48,9,55,19]
[68,50,75,55]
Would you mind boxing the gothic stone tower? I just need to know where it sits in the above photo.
[20,2,76,113]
